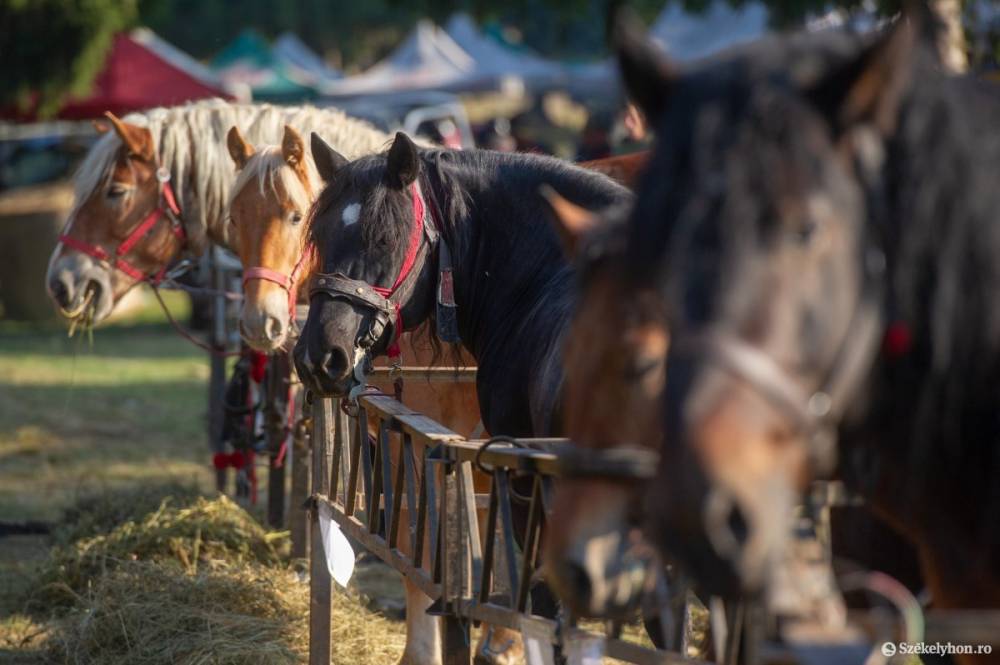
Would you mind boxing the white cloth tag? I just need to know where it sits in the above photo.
[317,501,355,587]
[565,633,605,665]
[520,617,557,665]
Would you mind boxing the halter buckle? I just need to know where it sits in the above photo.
[156,167,171,184]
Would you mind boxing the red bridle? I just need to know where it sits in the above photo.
[58,167,186,284]
[309,181,437,361]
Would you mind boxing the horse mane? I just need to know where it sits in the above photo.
[228,109,396,216]
[71,99,388,255]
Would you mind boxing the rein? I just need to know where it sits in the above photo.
[59,167,187,284]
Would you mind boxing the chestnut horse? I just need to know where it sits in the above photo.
[45,100,388,325]
[554,12,1000,664]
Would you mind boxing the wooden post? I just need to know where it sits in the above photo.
[207,249,228,493]
[289,388,310,560]
[309,395,333,665]
[265,353,290,529]
[441,465,471,665]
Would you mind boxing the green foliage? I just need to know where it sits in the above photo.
[0,0,138,117]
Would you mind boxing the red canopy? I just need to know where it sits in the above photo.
[4,29,234,122]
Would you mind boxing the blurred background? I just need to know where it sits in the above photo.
[0,1,997,662]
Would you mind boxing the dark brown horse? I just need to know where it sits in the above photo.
[550,11,1000,662]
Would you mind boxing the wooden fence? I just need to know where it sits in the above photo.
[304,380,1000,665]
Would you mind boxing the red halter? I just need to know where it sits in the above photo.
[242,243,316,325]
[372,181,430,359]
[58,167,186,284]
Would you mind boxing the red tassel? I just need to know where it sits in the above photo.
[883,322,913,358]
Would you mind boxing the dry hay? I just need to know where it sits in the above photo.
[45,560,406,665]
[19,487,406,664]
[36,494,287,607]
[53,481,204,545]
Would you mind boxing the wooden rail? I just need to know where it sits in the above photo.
[306,389,1000,664]
[306,391,704,665]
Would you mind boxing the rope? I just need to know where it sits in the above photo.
[151,285,243,358]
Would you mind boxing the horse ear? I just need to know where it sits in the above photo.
[311,132,348,183]
[539,185,600,259]
[281,125,305,168]
[612,7,676,122]
[227,126,254,170]
[386,132,420,189]
[104,111,154,161]
[806,17,918,136]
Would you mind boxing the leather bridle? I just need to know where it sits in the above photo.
[673,245,886,475]
[59,166,187,284]
[309,181,440,361]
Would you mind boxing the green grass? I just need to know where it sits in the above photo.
[0,289,214,523]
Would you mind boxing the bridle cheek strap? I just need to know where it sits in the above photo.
[242,243,315,325]
[58,169,186,285]
[310,181,434,362]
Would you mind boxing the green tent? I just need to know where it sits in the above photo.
[212,30,317,102]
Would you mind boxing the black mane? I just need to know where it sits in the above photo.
[310,145,631,435]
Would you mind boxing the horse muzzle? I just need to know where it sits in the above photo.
[548,530,656,619]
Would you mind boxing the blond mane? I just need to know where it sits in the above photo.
[71,99,390,254]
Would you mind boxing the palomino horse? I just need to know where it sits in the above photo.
[45,100,388,325]
[555,12,1000,664]
[293,132,631,654]
[226,124,488,665]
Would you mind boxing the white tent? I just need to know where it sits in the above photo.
[649,1,769,62]
[443,13,566,88]
[272,32,342,86]
[322,21,480,98]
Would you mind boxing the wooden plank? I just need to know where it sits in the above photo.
[289,418,310,560]
[318,497,440,599]
[309,396,333,665]
[358,394,418,422]
[396,413,465,444]
[368,366,477,382]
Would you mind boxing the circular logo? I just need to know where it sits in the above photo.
[881,642,897,657]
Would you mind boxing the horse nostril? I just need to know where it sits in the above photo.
[726,504,749,548]
[49,278,71,308]
[321,346,351,381]
[264,316,284,342]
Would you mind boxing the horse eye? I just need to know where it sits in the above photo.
[107,184,128,198]
[789,219,820,246]
[289,211,303,225]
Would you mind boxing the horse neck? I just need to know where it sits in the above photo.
[431,163,569,363]
[154,116,239,258]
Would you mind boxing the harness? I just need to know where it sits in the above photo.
[309,181,441,361]
[59,167,187,284]
[673,244,887,475]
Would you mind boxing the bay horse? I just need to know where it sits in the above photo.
[226,124,489,665]
[556,11,1000,661]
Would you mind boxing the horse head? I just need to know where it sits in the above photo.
[47,112,186,325]
[294,132,439,397]
[227,124,321,351]
[540,190,668,619]
[609,11,917,598]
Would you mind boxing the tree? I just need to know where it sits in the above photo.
[0,0,138,117]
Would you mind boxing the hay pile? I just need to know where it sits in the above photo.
[38,494,287,606]
[22,488,406,664]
